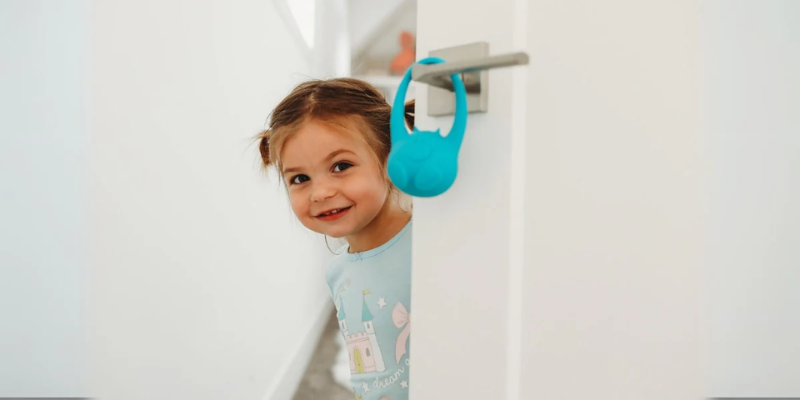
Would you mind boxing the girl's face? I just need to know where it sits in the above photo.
[280,119,390,239]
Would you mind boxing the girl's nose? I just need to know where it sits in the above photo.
[310,183,336,202]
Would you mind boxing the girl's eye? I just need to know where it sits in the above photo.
[333,162,353,172]
[290,174,310,185]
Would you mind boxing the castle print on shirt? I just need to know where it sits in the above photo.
[337,290,387,374]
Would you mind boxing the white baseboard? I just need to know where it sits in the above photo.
[260,297,333,400]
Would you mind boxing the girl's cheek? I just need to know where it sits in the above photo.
[288,194,306,217]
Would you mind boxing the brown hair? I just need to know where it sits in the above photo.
[257,78,415,179]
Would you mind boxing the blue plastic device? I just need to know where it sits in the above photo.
[388,57,468,198]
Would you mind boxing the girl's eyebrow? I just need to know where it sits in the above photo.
[282,149,356,174]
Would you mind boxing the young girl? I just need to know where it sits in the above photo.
[258,78,414,400]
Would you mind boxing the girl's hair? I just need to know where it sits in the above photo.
[257,78,414,177]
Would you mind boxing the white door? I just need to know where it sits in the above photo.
[411,1,708,399]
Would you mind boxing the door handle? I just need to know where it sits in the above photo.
[412,51,529,92]
[409,42,529,116]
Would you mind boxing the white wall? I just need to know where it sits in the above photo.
[89,1,330,400]
[348,0,408,57]
[0,1,90,396]
[705,1,800,397]
[413,0,707,399]
[355,1,417,67]
[313,0,351,78]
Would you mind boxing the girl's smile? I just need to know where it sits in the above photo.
[315,206,352,221]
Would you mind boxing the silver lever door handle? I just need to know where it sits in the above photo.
[418,42,529,116]
[411,52,529,92]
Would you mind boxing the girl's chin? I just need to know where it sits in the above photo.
[304,216,361,239]
[305,223,351,239]
[321,229,351,239]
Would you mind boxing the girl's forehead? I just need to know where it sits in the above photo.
[292,120,360,148]
[281,119,370,163]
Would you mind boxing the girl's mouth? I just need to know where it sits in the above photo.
[316,206,352,221]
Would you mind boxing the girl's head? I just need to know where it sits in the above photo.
[258,78,413,239]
